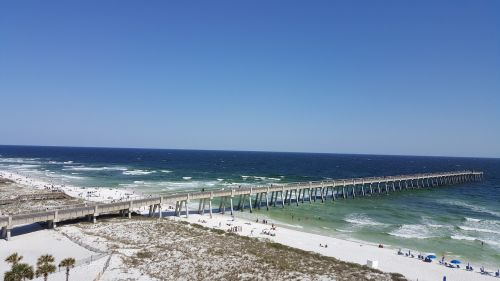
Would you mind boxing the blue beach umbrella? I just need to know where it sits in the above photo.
[450,260,461,264]
[426,254,437,259]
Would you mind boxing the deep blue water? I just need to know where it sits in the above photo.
[0,145,499,267]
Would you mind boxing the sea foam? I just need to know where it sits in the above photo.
[123,170,156,175]
[450,235,476,241]
[458,226,500,235]
[65,165,128,172]
[388,224,437,239]
[438,199,500,218]
[344,213,387,226]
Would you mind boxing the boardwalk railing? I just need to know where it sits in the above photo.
[0,170,483,240]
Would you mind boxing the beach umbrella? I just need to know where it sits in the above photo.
[426,254,437,259]
[450,260,461,264]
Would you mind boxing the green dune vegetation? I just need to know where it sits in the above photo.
[61,217,407,281]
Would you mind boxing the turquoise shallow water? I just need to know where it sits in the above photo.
[0,145,499,268]
[252,186,500,268]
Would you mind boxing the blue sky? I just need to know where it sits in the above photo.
[1,1,499,157]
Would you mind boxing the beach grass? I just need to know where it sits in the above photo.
[66,217,407,281]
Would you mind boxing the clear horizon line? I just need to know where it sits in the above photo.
[0,143,498,160]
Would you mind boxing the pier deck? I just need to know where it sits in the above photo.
[0,170,484,240]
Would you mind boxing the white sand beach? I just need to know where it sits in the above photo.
[0,170,142,204]
[0,226,106,280]
[179,213,498,281]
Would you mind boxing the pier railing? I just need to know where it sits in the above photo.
[0,170,483,240]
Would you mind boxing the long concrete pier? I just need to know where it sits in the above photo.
[0,170,483,240]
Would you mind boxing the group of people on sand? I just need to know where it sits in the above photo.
[256,218,277,230]
[319,243,328,248]
[256,218,269,224]
[261,229,276,236]
[398,248,499,276]
[228,226,242,233]
[479,266,500,277]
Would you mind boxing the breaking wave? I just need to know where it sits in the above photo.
[65,165,128,172]
[123,169,156,175]
[458,226,500,235]
[438,199,500,218]
[388,224,438,239]
[344,213,387,226]
[451,235,477,241]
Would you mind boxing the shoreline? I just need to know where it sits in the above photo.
[179,213,498,281]
[0,169,143,204]
[1,168,499,280]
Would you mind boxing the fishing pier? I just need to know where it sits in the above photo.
[0,170,483,240]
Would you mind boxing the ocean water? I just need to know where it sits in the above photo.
[0,145,499,267]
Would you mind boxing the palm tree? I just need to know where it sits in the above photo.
[4,253,23,266]
[4,263,34,281]
[35,255,56,281]
[58,258,75,281]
